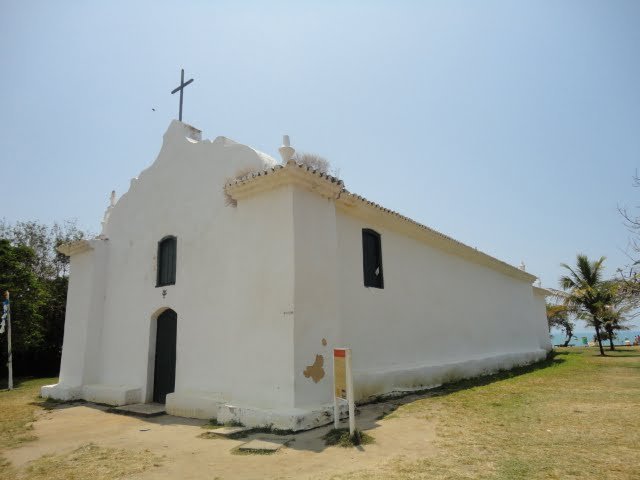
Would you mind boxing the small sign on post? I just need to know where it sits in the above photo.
[333,348,355,436]
[2,291,12,390]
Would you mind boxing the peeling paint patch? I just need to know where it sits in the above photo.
[303,355,325,383]
[321,338,327,346]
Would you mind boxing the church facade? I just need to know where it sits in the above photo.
[42,121,551,430]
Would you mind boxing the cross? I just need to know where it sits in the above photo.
[171,68,194,122]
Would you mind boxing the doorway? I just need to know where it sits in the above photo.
[153,309,177,403]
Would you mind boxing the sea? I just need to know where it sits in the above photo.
[550,330,640,346]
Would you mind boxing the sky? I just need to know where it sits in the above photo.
[1,1,639,330]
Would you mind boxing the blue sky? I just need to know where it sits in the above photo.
[1,1,639,326]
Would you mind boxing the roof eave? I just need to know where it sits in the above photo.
[336,193,537,284]
[57,239,94,257]
[225,162,344,201]
[224,163,538,284]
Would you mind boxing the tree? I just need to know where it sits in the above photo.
[0,240,47,361]
[600,296,633,351]
[0,219,85,278]
[0,219,87,377]
[546,303,575,347]
[560,255,611,356]
[618,172,640,305]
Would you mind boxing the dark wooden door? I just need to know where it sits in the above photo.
[153,309,177,403]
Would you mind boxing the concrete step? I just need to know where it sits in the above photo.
[202,425,253,438]
[109,403,166,418]
[237,437,292,452]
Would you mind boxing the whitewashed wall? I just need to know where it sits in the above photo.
[291,186,340,408]
[229,185,296,409]
[46,121,300,411]
[56,241,108,389]
[334,211,551,401]
[532,288,552,353]
[45,121,551,425]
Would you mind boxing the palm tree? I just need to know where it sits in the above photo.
[560,255,610,356]
[601,298,633,351]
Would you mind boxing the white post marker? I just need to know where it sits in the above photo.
[4,291,12,390]
[333,348,355,436]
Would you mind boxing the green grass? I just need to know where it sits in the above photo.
[0,379,163,480]
[201,418,224,430]
[0,377,58,479]
[200,420,296,440]
[0,377,57,450]
[21,443,162,480]
[323,428,375,447]
[2,349,639,479]
[333,347,640,480]
[230,446,278,456]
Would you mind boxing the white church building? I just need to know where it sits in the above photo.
[42,120,552,430]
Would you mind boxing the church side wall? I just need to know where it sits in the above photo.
[228,186,296,409]
[533,290,553,352]
[334,211,548,401]
[57,243,107,388]
[291,186,340,408]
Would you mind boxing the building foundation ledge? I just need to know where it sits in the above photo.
[40,383,82,401]
[354,348,549,402]
[216,402,349,432]
[165,390,228,419]
[81,384,142,406]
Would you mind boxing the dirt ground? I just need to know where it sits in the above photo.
[4,400,436,480]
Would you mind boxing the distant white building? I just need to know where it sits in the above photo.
[42,121,551,430]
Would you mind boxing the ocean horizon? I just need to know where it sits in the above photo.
[550,330,640,346]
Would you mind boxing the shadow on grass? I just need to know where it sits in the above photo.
[286,352,569,453]
[33,398,87,411]
[601,348,640,357]
[373,351,567,407]
[559,346,640,358]
[4,355,572,456]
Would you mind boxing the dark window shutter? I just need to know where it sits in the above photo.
[157,236,177,286]
[362,229,383,288]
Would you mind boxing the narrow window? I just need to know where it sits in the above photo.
[362,228,383,288]
[157,236,177,287]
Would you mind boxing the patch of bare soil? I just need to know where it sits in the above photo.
[3,402,436,480]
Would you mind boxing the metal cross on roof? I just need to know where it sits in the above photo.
[171,68,194,122]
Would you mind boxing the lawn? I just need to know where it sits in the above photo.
[1,348,639,480]
[334,347,640,480]
[0,377,57,450]
[0,377,161,480]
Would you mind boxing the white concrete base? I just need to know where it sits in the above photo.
[355,349,548,401]
[81,384,142,406]
[41,350,547,431]
[40,383,82,401]
[238,437,291,452]
[216,402,349,432]
[111,403,166,417]
[164,350,547,431]
[165,390,228,419]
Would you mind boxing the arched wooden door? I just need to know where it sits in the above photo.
[153,309,177,403]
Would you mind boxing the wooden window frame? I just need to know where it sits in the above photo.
[156,235,177,287]
[362,228,384,289]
